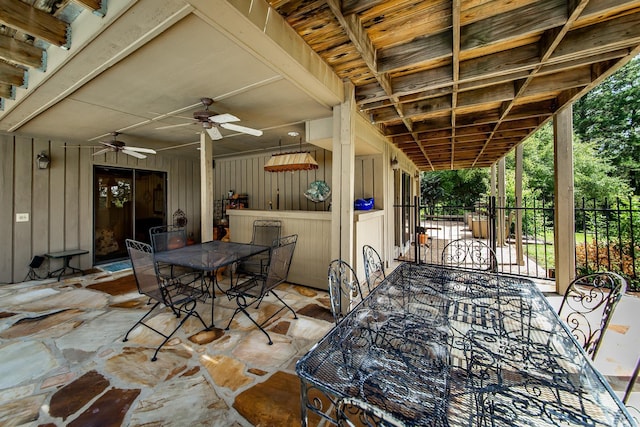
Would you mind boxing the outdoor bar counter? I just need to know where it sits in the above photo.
[227,209,331,290]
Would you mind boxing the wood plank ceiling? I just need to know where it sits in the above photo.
[269,0,640,170]
[1,0,640,170]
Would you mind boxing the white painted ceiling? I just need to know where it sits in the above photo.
[0,1,337,159]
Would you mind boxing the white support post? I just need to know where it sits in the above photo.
[554,106,576,294]
[330,81,356,265]
[200,131,214,242]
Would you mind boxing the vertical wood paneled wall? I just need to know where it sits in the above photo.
[354,154,384,208]
[0,134,200,284]
[213,147,333,212]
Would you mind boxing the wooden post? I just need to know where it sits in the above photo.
[200,132,214,242]
[331,81,356,265]
[554,106,576,294]
[515,144,524,265]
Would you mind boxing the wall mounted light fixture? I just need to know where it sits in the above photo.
[390,157,400,170]
[36,152,50,169]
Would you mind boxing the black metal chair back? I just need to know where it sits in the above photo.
[237,220,282,276]
[328,260,364,325]
[363,245,385,292]
[127,239,163,300]
[441,238,498,271]
[124,239,207,361]
[558,272,627,360]
[149,225,187,252]
[251,220,282,246]
[225,234,298,344]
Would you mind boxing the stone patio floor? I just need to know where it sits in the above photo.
[0,267,638,426]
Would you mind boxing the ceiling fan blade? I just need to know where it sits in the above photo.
[206,127,223,140]
[209,113,239,124]
[155,122,194,130]
[126,146,157,154]
[99,141,117,148]
[93,148,112,156]
[220,122,263,137]
[122,149,147,159]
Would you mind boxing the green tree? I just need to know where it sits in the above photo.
[507,122,632,203]
[420,169,490,207]
[574,56,640,192]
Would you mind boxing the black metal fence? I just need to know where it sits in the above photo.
[401,196,640,290]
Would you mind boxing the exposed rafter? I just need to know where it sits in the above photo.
[0,0,69,48]
[270,0,640,170]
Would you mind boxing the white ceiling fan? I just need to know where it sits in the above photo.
[94,132,157,159]
[156,97,263,140]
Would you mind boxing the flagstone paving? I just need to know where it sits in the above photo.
[0,271,334,426]
[0,268,638,426]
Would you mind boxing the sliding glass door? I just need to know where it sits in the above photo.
[94,166,167,264]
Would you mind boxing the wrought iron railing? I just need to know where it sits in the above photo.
[396,196,640,290]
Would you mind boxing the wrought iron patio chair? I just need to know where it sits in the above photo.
[237,220,282,276]
[225,234,297,344]
[328,260,365,325]
[558,272,627,360]
[441,238,498,272]
[123,239,208,361]
[363,245,385,292]
[149,225,194,278]
[337,397,405,427]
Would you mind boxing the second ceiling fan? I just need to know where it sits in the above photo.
[157,97,263,140]
[94,132,157,159]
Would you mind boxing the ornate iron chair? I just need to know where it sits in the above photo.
[363,245,385,292]
[337,397,404,427]
[237,220,282,276]
[558,272,627,360]
[225,234,298,344]
[328,260,365,325]
[123,239,208,361]
[149,225,188,251]
[149,225,194,278]
[441,238,498,272]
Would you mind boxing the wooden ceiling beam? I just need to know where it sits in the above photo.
[378,31,452,74]
[325,0,377,73]
[0,0,69,48]
[0,82,12,98]
[0,60,25,86]
[461,0,567,51]
[72,0,102,12]
[0,34,44,68]
[552,12,640,62]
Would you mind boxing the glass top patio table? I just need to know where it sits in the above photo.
[296,263,634,426]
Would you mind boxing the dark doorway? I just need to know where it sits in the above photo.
[94,166,167,264]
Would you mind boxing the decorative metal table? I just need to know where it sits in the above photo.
[296,263,634,426]
[154,240,269,327]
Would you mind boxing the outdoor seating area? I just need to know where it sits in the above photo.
[0,256,639,425]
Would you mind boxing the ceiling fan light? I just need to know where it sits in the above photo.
[264,151,318,172]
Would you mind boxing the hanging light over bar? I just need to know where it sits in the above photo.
[264,132,318,172]
[264,151,318,172]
